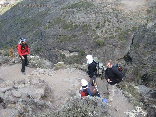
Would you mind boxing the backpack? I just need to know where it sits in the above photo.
[81,90,88,98]
[113,64,123,73]
[88,85,97,96]
[113,64,124,83]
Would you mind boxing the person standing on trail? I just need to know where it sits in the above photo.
[105,60,123,101]
[86,55,97,79]
[17,38,30,75]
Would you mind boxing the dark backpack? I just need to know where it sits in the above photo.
[87,85,98,96]
[113,64,124,83]
[113,64,123,73]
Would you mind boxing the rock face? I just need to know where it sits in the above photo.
[127,24,156,87]
[0,78,54,117]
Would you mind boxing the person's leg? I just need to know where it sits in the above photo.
[23,55,28,66]
[108,84,114,101]
[21,58,25,72]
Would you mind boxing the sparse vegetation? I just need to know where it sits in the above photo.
[152,68,156,72]
[82,24,91,34]
[79,50,85,56]
[58,35,77,43]
[96,39,104,47]
[95,22,100,29]
[132,26,137,31]
[62,0,94,10]
[107,19,111,23]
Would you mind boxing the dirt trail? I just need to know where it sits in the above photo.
[0,64,135,116]
[97,78,134,117]
[0,64,35,81]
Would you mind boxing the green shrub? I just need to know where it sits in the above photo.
[132,27,137,31]
[152,68,156,72]
[95,22,100,29]
[79,50,85,56]
[61,53,66,59]
[82,24,91,33]
[97,40,104,47]
[3,51,9,56]
[115,29,118,33]
[107,19,111,23]
[62,21,78,30]
[44,25,48,30]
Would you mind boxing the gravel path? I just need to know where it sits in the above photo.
[0,64,135,116]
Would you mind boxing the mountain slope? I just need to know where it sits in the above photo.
[0,0,155,63]
[0,0,156,116]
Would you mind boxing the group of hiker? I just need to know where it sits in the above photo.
[79,55,124,100]
[16,38,124,101]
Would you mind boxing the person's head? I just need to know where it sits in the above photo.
[21,38,26,44]
[86,55,93,64]
[107,60,113,68]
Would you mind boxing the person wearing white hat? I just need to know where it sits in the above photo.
[17,38,30,75]
[79,79,89,98]
[86,55,97,79]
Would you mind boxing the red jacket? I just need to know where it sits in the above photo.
[17,43,30,57]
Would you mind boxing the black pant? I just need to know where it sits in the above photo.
[20,55,28,72]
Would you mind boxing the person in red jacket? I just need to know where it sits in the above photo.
[17,38,30,74]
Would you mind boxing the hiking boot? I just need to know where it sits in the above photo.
[22,72,26,75]
[25,64,30,67]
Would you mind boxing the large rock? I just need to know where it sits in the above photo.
[128,24,156,87]
[0,80,13,93]
[0,109,18,117]
[17,85,45,100]
[12,91,21,98]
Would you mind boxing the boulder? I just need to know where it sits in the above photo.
[12,91,21,98]
[17,85,45,100]
[0,80,13,93]
[0,109,18,117]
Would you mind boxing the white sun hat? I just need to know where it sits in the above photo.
[81,79,88,86]
[86,55,93,64]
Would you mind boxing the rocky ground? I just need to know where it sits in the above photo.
[0,62,149,117]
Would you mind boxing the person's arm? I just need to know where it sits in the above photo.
[105,69,111,82]
[17,44,23,57]
[105,69,109,80]
[17,44,25,59]
[27,47,30,54]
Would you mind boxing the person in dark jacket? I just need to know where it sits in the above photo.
[105,60,123,101]
[17,38,30,74]
[105,60,123,85]
[86,55,97,78]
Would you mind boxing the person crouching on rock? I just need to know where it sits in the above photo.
[79,79,89,98]
[86,55,97,81]
[105,60,123,85]
[17,38,30,75]
[105,60,123,101]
